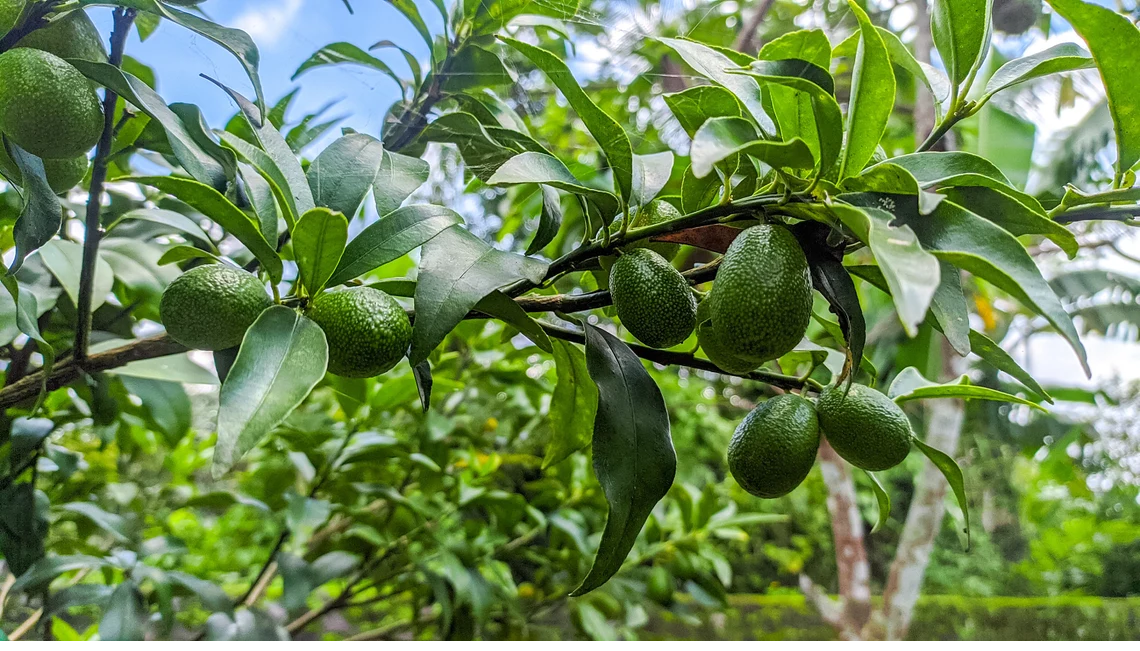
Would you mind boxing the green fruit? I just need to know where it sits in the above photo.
[609,248,697,349]
[696,299,758,375]
[993,0,1041,35]
[817,383,912,471]
[707,224,812,363]
[625,199,681,260]
[0,48,103,159]
[646,566,675,606]
[727,394,820,498]
[307,287,411,378]
[0,1,24,39]
[0,144,87,194]
[160,264,272,351]
[15,10,107,62]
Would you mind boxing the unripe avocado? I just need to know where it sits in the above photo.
[307,287,411,378]
[15,10,107,62]
[609,248,697,349]
[707,224,812,363]
[0,144,87,194]
[160,264,272,351]
[728,394,820,498]
[0,1,24,39]
[625,199,681,260]
[0,48,103,159]
[695,299,758,375]
[646,566,675,606]
[817,383,912,471]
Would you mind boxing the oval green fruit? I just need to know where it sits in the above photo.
[727,394,820,498]
[609,248,697,349]
[646,566,675,606]
[696,299,758,375]
[0,48,103,159]
[625,199,681,260]
[817,383,912,471]
[160,264,272,351]
[0,1,25,39]
[0,145,87,194]
[15,10,107,62]
[708,224,812,363]
[307,287,411,378]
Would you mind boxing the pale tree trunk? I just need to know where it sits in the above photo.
[733,0,777,54]
[912,0,936,144]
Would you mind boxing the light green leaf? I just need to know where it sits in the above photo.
[630,151,674,207]
[690,117,815,178]
[982,42,1094,101]
[212,307,328,477]
[663,85,742,138]
[658,37,775,134]
[841,1,896,178]
[328,204,464,286]
[293,208,348,294]
[487,151,619,218]
[863,470,891,534]
[931,0,993,89]
[99,581,146,641]
[238,163,279,242]
[543,338,598,468]
[292,42,403,91]
[107,209,214,248]
[911,436,970,548]
[4,143,62,273]
[888,366,1045,411]
[373,149,429,216]
[37,240,114,311]
[383,0,434,52]
[758,29,831,69]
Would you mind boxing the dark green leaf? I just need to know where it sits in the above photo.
[328,204,463,286]
[238,163,279,242]
[930,262,971,356]
[12,555,106,593]
[370,39,422,89]
[0,482,47,576]
[169,102,239,187]
[99,581,146,641]
[212,307,329,477]
[442,45,515,91]
[383,0,434,51]
[543,338,599,468]
[938,186,1078,257]
[410,226,547,365]
[487,151,620,218]
[307,133,385,218]
[690,117,814,177]
[911,436,970,548]
[166,572,231,612]
[663,86,742,138]
[156,245,225,267]
[681,165,722,213]
[526,185,563,256]
[293,208,348,294]
[413,360,432,413]
[863,470,891,534]
[967,329,1051,402]
[107,208,214,248]
[572,324,675,596]
[888,366,1045,411]
[0,276,55,411]
[931,0,992,88]
[659,38,775,133]
[119,377,192,446]
[292,42,403,91]
[882,151,1044,212]
[473,290,553,352]
[4,142,61,273]
[841,1,896,178]
[57,502,130,543]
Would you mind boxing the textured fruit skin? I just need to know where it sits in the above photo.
[609,248,697,349]
[0,144,87,194]
[160,265,272,351]
[307,287,411,378]
[817,383,912,471]
[15,10,108,62]
[0,1,24,39]
[0,49,103,158]
[708,224,812,363]
[695,299,758,375]
[728,394,820,498]
[625,199,681,260]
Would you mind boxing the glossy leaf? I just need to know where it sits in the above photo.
[690,117,814,178]
[239,162,279,242]
[328,204,463,286]
[526,185,563,256]
[911,436,971,548]
[863,470,891,534]
[841,1,895,178]
[99,581,146,641]
[663,86,741,137]
[38,240,114,311]
[107,209,214,249]
[658,37,775,134]
[502,37,633,202]
[169,102,239,188]
[307,133,386,218]
[938,186,1078,257]
[487,151,620,218]
[413,360,432,412]
[931,0,993,88]
[1048,0,1140,175]
[293,208,349,294]
[384,0,434,51]
[792,221,865,383]
[473,290,553,352]
[5,143,61,273]
[982,42,1093,101]
[373,148,429,216]
[441,45,515,91]
[572,324,675,596]
[930,262,971,357]
[543,339,599,468]
[967,329,1052,402]
[882,151,1043,212]
[758,29,831,68]
[888,366,1045,411]
[293,42,402,91]
[212,307,329,477]
[630,152,674,207]
[128,176,283,283]
[410,227,547,365]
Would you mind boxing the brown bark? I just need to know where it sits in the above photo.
[732,0,778,54]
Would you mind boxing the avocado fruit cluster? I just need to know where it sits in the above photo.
[0,9,106,192]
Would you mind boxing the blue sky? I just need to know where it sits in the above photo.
[89,0,440,139]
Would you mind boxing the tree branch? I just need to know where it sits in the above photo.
[0,1,63,53]
[732,0,777,54]
[74,8,136,364]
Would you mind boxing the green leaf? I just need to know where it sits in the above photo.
[888,366,1045,411]
[1047,0,1140,176]
[12,555,106,593]
[166,572,231,613]
[373,149,429,216]
[328,204,463,286]
[38,240,114,311]
[792,222,866,383]
[413,360,432,412]
[119,377,192,446]
[982,42,1094,101]
[663,86,742,138]
[501,37,633,202]
[293,208,348,294]
[758,29,832,69]
[863,470,891,534]
[931,0,993,89]
[835,28,953,119]
[4,142,61,273]
[572,323,675,596]
[829,202,940,337]
[410,226,548,365]
[681,165,722,213]
[631,151,674,207]
[212,307,329,477]
[659,38,775,134]
[0,276,55,411]
[57,502,130,543]
[882,151,1043,212]
[128,176,283,283]
[543,338,598,468]
[690,117,815,178]
[99,581,146,641]
[0,482,47,576]
[107,209,214,249]
[169,102,239,188]
[487,151,619,218]
[383,0,434,52]
[526,185,563,256]
[977,105,1036,190]
[474,290,552,352]
[967,329,1052,402]
[938,186,1078,257]
[239,163,279,242]
[156,245,225,267]
[930,261,971,356]
[370,39,423,89]
[903,200,1089,376]
[416,111,548,181]
[841,1,896,179]
[441,45,515,91]
[307,134,386,218]
[292,42,403,91]
[911,436,970,548]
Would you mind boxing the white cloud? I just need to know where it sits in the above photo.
[232,0,305,48]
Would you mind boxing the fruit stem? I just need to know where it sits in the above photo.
[74,7,136,365]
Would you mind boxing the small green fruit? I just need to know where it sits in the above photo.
[160,265,272,351]
[0,1,25,39]
[0,144,87,194]
[646,566,675,606]
[707,224,812,363]
[817,383,912,471]
[696,299,758,375]
[15,10,107,62]
[625,199,682,260]
[727,394,820,498]
[307,287,411,378]
[0,48,103,159]
[609,248,697,349]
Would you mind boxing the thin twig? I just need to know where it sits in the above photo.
[0,0,64,53]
